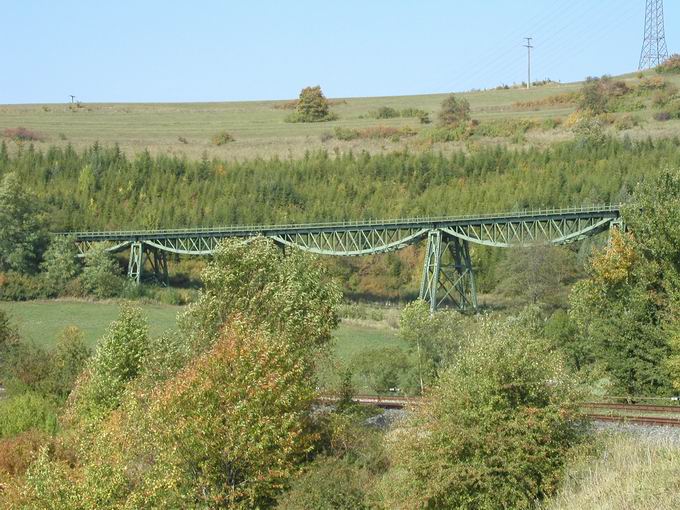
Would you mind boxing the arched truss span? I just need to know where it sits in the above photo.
[270,228,429,257]
[441,217,615,248]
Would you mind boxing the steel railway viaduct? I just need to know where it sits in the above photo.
[67,205,622,312]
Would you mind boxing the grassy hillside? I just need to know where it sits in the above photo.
[2,70,680,160]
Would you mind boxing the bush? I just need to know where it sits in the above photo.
[351,347,413,394]
[0,431,52,477]
[211,131,235,146]
[655,54,680,74]
[370,106,400,119]
[380,317,584,509]
[0,272,50,301]
[579,76,630,114]
[286,86,337,123]
[43,326,91,400]
[654,111,672,122]
[332,126,417,142]
[0,393,58,439]
[2,127,43,142]
[399,300,466,391]
[438,94,471,127]
[1,340,51,394]
[81,247,124,298]
[40,236,80,296]
[614,114,640,131]
[74,304,149,419]
[276,456,372,510]
[638,76,668,91]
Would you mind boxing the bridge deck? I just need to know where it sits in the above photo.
[64,204,621,242]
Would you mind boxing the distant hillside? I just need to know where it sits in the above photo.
[2,69,680,160]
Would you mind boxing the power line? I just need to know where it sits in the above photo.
[639,0,669,69]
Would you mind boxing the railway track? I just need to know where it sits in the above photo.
[319,396,680,428]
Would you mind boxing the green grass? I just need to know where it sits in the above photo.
[0,301,405,366]
[3,70,679,160]
[333,320,406,361]
[0,300,182,349]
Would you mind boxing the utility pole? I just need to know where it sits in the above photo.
[524,37,533,89]
[69,95,76,104]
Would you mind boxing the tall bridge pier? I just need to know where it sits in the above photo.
[66,205,622,312]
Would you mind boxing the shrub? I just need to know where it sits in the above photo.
[351,347,413,394]
[438,94,471,127]
[43,326,91,400]
[129,317,324,507]
[655,54,680,74]
[614,114,639,131]
[334,127,359,141]
[652,85,678,107]
[654,111,672,122]
[276,456,372,510]
[0,393,58,439]
[179,238,341,355]
[0,272,50,301]
[81,247,124,298]
[332,126,416,142]
[513,92,579,110]
[2,127,43,142]
[0,309,19,352]
[211,131,235,146]
[638,75,668,91]
[74,304,149,419]
[0,431,51,477]
[380,317,584,509]
[399,300,466,391]
[542,117,563,130]
[371,106,400,119]
[40,236,80,296]
[287,86,337,123]
[579,76,630,114]
[1,340,51,394]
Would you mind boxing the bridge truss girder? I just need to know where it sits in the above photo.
[69,206,622,313]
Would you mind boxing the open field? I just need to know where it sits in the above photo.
[3,71,680,160]
[0,300,405,363]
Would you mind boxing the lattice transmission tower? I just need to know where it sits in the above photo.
[639,0,669,69]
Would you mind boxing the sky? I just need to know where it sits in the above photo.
[2,0,678,104]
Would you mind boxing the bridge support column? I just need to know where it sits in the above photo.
[419,230,477,313]
[128,242,143,284]
[147,248,169,286]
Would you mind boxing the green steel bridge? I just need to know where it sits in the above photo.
[67,204,622,312]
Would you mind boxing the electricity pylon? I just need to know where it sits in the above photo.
[639,0,669,69]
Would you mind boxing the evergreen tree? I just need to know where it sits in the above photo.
[0,172,46,273]
[41,235,80,295]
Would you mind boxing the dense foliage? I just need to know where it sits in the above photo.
[0,239,342,508]
[3,138,678,232]
[568,169,680,395]
[380,317,584,509]
[2,137,680,299]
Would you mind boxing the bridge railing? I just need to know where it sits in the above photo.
[59,203,623,238]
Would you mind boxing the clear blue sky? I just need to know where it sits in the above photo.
[2,0,677,104]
